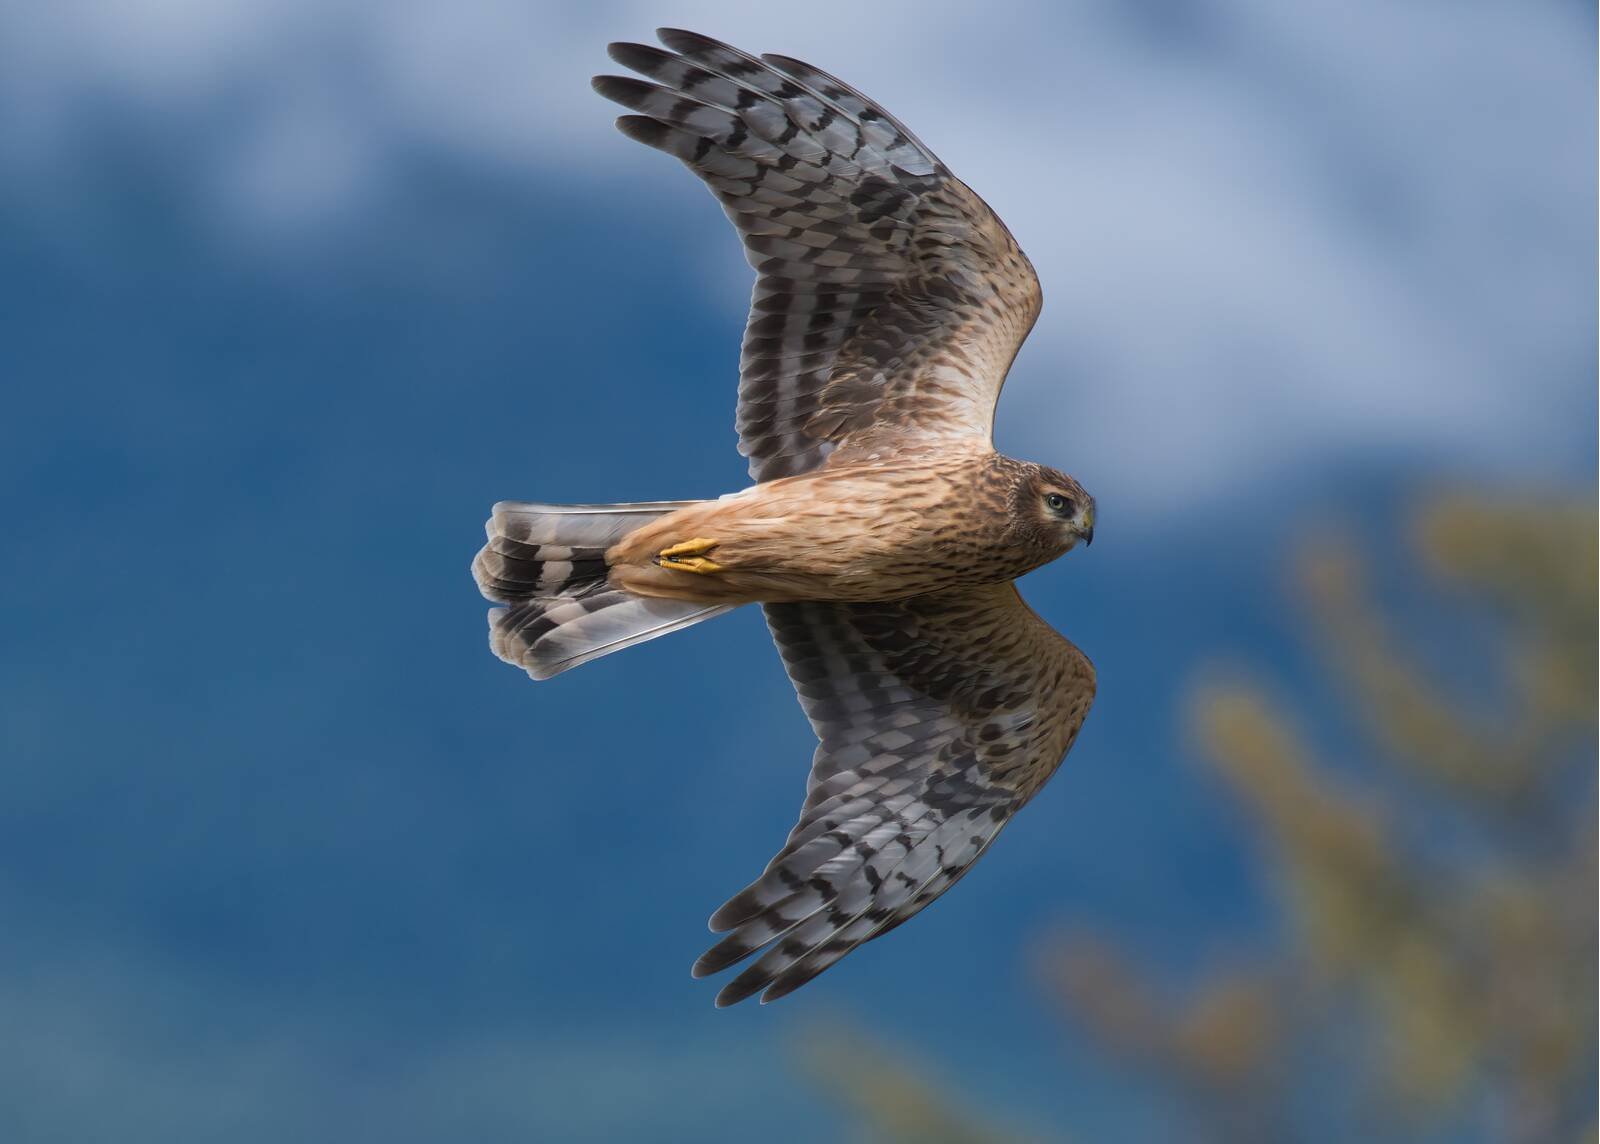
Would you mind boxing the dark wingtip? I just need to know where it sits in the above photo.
[608,41,667,72]
[613,115,671,148]
[693,931,762,979]
[690,949,720,980]
[592,74,649,106]
[759,962,822,1005]
[759,52,809,76]
[707,890,761,932]
[691,942,729,979]
[604,40,645,67]
[691,953,729,980]
[714,975,763,1008]
[657,27,718,54]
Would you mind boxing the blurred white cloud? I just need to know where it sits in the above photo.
[1,0,1591,515]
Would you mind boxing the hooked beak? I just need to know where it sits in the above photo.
[1077,505,1095,547]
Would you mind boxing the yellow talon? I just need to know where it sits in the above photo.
[656,537,723,573]
[659,555,724,574]
[658,537,719,559]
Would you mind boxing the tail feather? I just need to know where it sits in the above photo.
[489,591,732,679]
[473,499,733,680]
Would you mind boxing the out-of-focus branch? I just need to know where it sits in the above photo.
[1038,491,1595,1142]
[793,1020,1037,1144]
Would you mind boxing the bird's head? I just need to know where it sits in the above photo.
[1014,464,1096,556]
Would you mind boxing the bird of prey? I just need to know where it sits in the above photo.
[473,29,1097,1006]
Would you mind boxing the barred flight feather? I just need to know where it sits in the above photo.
[692,584,1094,1004]
[595,28,1043,482]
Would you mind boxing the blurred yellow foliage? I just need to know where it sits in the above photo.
[1039,491,1596,1142]
[792,1020,1034,1144]
[805,491,1595,1143]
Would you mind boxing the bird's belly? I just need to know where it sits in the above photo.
[611,478,1030,605]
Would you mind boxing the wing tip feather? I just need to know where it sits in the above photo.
[656,26,707,48]
[613,114,674,149]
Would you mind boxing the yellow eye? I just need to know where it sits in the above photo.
[1045,493,1069,513]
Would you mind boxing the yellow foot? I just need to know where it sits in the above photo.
[658,537,718,559]
[656,537,723,574]
[658,555,724,574]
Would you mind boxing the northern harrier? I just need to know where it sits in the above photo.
[473,29,1097,1006]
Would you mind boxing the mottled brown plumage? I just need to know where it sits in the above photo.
[610,446,1090,605]
[472,30,1099,1006]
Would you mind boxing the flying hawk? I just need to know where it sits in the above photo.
[473,29,1097,1006]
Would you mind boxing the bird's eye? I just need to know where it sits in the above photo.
[1045,493,1069,513]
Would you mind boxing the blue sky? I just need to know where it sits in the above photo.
[1,2,1593,1140]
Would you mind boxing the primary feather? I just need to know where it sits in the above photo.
[594,28,1043,481]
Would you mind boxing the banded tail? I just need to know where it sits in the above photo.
[473,500,733,679]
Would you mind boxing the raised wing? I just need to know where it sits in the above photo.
[594,29,1043,481]
[694,584,1095,1005]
